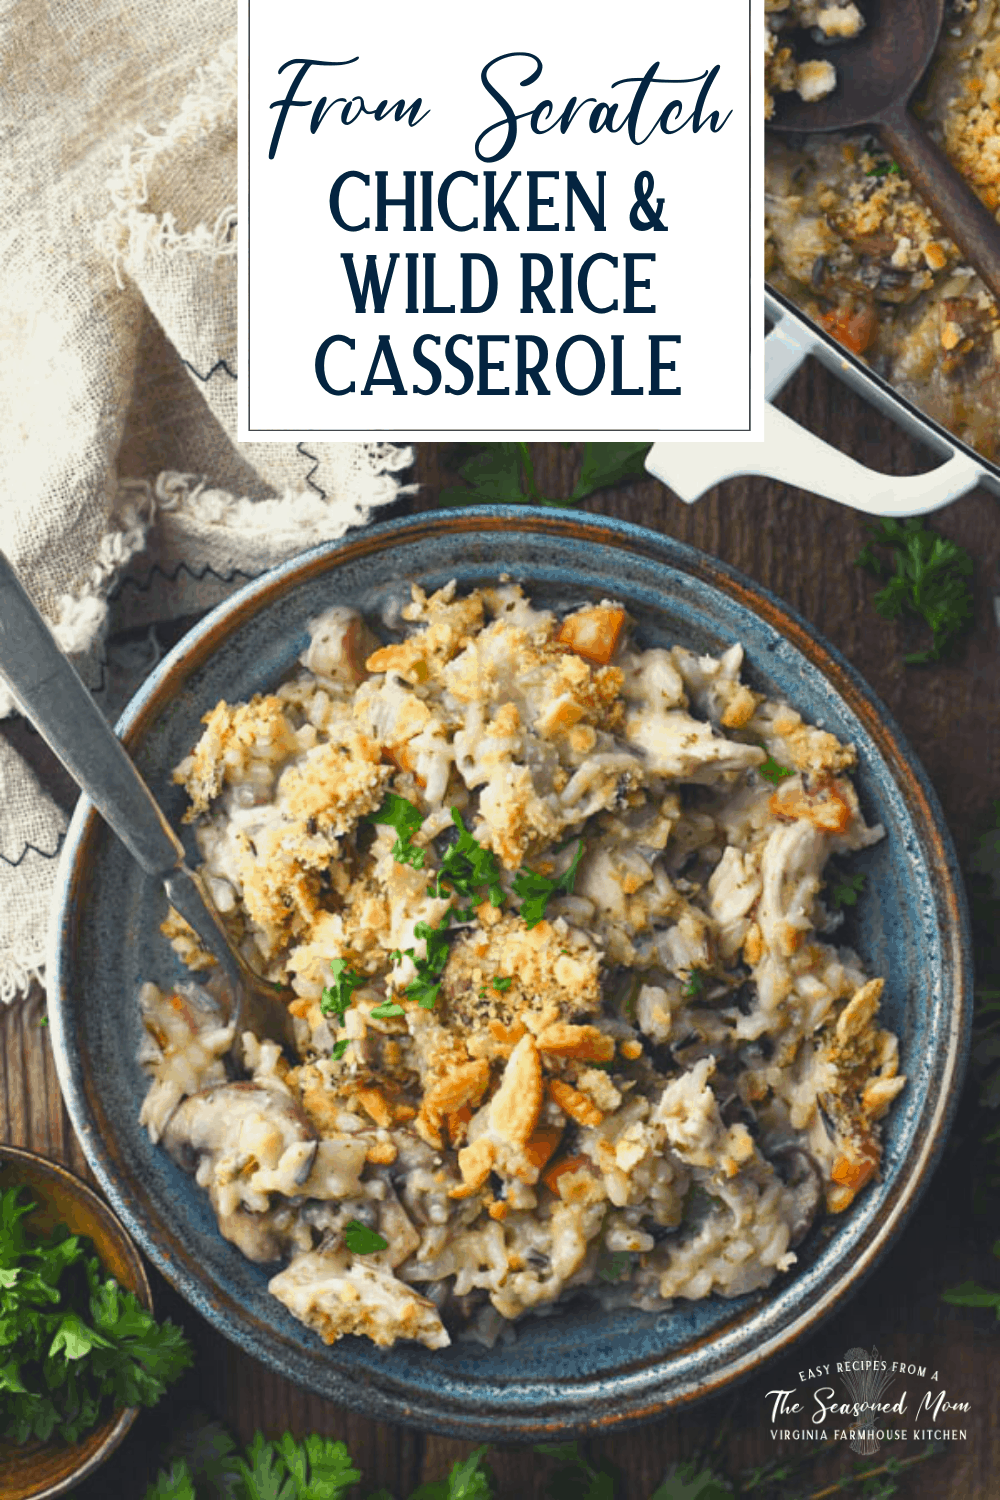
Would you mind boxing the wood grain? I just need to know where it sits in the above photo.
[2,362,997,1496]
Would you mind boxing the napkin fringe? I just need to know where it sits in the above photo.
[100,37,238,288]
[150,458,416,536]
[0,951,45,1006]
[0,444,415,721]
[2,23,419,1007]
[55,482,156,646]
[0,484,156,720]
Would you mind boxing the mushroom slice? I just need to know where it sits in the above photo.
[138,982,234,1143]
[770,1145,824,1246]
[162,1081,320,1262]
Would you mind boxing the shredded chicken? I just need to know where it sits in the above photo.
[139,585,904,1349]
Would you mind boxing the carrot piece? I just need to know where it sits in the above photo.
[521,1125,563,1175]
[820,302,877,356]
[541,1152,594,1195]
[831,1139,878,1192]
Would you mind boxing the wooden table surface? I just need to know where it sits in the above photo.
[2,369,998,1497]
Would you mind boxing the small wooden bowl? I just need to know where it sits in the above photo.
[0,1145,152,1500]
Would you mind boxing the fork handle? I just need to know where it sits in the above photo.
[0,550,185,879]
[878,100,1000,308]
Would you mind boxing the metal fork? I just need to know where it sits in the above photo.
[0,551,297,1056]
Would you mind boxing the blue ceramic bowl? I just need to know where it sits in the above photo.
[47,508,972,1438]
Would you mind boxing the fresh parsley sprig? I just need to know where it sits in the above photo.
[856,517,974,664]
[140,1417,946,1499]
[942,1243,1000,1319]
[412,1446,495,1500]
[143,1423,491,1500]
[535,1441,624,1500]
[144,1427,362,1500]
[0,1184,192,1446]
[439,442,651,509]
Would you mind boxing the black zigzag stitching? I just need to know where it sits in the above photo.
[108,558,255,604]
[297,443,327,500]
[0,834,65,869]
[182,357,237,383]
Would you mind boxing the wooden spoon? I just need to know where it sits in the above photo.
[768,0,1000,305]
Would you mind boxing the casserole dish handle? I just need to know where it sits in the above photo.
[646,310,985,518]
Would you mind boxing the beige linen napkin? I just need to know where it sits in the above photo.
[0,3,412,1000]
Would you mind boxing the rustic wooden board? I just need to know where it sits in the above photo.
[2,361,998,1496]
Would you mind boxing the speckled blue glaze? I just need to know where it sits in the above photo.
[47,509,972,1439]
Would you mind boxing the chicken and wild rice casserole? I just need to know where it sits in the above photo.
[766,0,1000,462]
[765,1,867,116]
[137,584,905,1352]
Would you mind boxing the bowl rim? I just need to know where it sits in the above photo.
[46,505,973,1437]
[0,1144,152,1499]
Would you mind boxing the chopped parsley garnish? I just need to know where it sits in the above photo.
[343,1219,388,1255]
[366,791,425,869]
[757,752,794,787]
[381,916,454,1014]
[321,960,366,1055]
[683,1183,718,1220]
[370,1000,405,1019]
[512,838,586,928]
[391,811,512,1010]
[681,969,705,999]
[597,1250,634,1283]
[430,809,505,907]
[374,813,587,1014]
[829,870,867,909]
[403,917,454,1009]
[320,959,365,1021]
[0,1184,192,1445]
[865,158,901,177]
[856,517,974,664]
